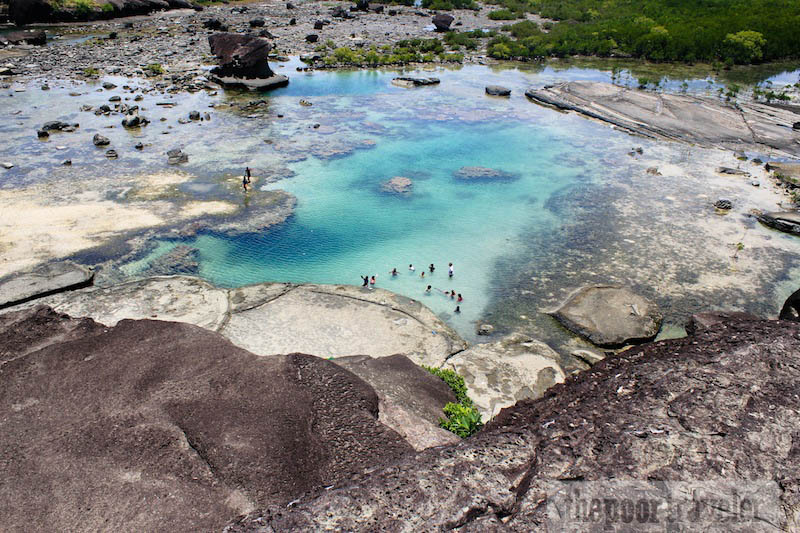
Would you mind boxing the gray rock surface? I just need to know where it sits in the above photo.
[485,85,511,96]
[0,262,93,309]
[227,314,800,532]
[550,285,662,347]
[391,77,440,88]
[335,354,460,450]
[755,211,800,236]
[526,81,800,158]
[443,333,565,421]
[0,306,414,532]
[2,276,466,367]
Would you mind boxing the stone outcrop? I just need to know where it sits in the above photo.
[550,285,662,347]
[391,77,440,88]
[1,276,466,367]
[334,354,460,450]
[208,32,289,90]
[0,306,414,532]
[0,30,46,46]
[227,314,800,531]
[432,13,454,32]
[443,333,565,421]
[380,176,413,194]
[0,261,93,309]
[526,81,800,158]
[780,288,800,321]
[755,211,800,236]
[9,0,197,25]
[485,85,511,96]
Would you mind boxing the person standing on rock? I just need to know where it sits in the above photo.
[243,167,252,192]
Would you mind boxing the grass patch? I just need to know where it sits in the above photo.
[83,67,100,76]
[144,63,165,75]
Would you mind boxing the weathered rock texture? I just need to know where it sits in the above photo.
[208,32,289,89]
[0,306,414,532]
[453,166,516,181]
[227,314,800,531]
[335,354,460,451]
[755,211,800,236]
[1,276,466,366]
[443,333,565,421]
[9,0,196,25]
[526,81,800,158]
[780,288,800,321]
[0,261,93,309]
[550,285,662,347]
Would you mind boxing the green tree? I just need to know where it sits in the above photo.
[722,30,766,64]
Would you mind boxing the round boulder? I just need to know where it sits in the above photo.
[550,285,662,347]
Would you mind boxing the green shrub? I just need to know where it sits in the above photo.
[423,366,483,438]
[74,0,93,15]
[488,8,517,20]
[439,402,483,438]
[145,63,164,75]
[101,2,114,12]
[83,67,100,76]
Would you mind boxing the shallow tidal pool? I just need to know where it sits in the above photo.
[2,60,799,347]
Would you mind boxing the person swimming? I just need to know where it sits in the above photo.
[420,271,425,279]
[390,268,398,276]
[409,264,415,272]
[454,305,460,313]
[370,275,376,285]
[457,293,463,302]
[429,263,435,273]
[425,285,432,293]
[448,262,454,278]
[361,275,369,287]
[450,290,456,299]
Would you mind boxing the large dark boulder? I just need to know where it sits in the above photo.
[0,306,414,531]
[228,314,800,531]
[780,287,800,321]
[0,30,47,46]
[208,32,289,89]
[432,13,454,32]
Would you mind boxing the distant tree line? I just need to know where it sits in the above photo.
[476,0,800,64]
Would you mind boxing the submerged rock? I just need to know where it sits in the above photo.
[166,148,188,164]
[550,285,662,347]
[0,307,414,531]
[714,198,733,210]
[380,176,413,195]
[443,333,565,421]
[453,166,515,181]
[92,133,110,146]
[717,166,750,176]
[144,246,200,276]
[208,32,289,90]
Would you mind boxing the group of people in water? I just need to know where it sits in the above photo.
[361,262,462,313]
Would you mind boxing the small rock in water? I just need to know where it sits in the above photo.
[134,142,144,150]
[105,149,119,159]
[93,133,110,146]
[41,84,50,91]
[167,148,188,165]
[1,162,14,169]
[189,111,201,121]
[299,99,312,106]
[485,85,511,96]
[109,95,121,102]
[37,130,49,139]
[62,159,72,165]
[716,166,750,176]
[751,180,760,187]
[477,324,495,336]
[646,167,662,175]
[102,82,117,90]
[714,198,733,210]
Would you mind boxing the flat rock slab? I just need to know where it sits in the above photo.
[550,285,662,347]
[222,284,465,366]
[526,81,800,157]
[0,262,93,309]
[3,276,466,367]
[755,211,800,236]
[444,333,565,421]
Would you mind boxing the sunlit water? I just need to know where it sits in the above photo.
[2,59,799,345]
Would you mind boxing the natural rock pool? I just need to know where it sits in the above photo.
[2,60,799,349]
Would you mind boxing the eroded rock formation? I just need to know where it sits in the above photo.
[208,32,289,89]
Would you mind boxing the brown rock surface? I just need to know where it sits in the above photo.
[227,314,800,531]
[0,306,413,532]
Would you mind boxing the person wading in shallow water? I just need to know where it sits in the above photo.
[243,167,252,192]
[361,275,369,287]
